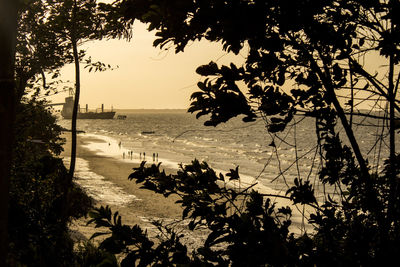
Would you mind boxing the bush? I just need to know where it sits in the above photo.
[7,99,92,266]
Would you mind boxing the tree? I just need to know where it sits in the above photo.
[1,1,86,261]
[15,0,74,102]
[88,0,400,265]
[0,0,131,262]
[47,0,133,181]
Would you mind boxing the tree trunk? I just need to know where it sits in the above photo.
[68,0,80,182]
[308,54,370,181]
[387,47,396,229]
[0,0,18,264]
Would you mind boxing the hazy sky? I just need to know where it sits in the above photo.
[47,21,243,110]
[46,19,390,111]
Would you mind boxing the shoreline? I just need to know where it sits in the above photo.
[62,131,313,244]
[62,132,184,242]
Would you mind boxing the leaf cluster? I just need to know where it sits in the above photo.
[88,0,400,265]
[92,154,400,265]
[124,0,400,133]
[88,206,192,266]
[15,0,74,100]
[15,0,134,101]
[46,0,133,43]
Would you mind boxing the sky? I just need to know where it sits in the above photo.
[47,21,244,110]
[45,19,390,111]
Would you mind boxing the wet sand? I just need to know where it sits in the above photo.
[63,132,312,245]
[62,133,184,242]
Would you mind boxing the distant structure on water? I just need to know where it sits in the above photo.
[141,131,155,134]
[60,96,115,119]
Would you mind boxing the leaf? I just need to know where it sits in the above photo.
[113,211,120,225]
[269,141,276,147]
[196,62,219,76]
[90,231,110,240]
[205,229,229,247]
[226,166,240,181]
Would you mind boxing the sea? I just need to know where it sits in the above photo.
[58,109,395,232]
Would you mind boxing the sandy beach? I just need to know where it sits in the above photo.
[62,132,187,243]
[62,130,312,248]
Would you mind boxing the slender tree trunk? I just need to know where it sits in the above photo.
[329,87,369,178]
[349,59,354,128]
[387,47,396,228]
[308,55,370,180]
[68,0,80,182]
[0,0,18,264]
[68,39,80,181]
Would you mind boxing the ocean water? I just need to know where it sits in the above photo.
[58,109,394,201]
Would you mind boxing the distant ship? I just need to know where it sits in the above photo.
[61,96,115,119]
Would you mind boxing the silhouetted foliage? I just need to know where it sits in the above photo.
[15,0,74,101]
[7,99,92,266]
[90,154,400,266]
[89,205,192,266]
[88,0,400,265]
[5,0,400,265]
[74,241,119,267]
[2,0,132,264]
[91,160,302,266]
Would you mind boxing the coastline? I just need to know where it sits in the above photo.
[61,132,184,242]
[62,131,313,245]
